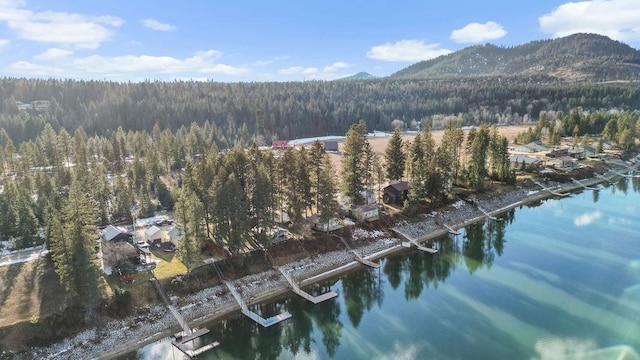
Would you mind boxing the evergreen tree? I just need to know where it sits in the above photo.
[48,178,99,307]
[317,155,339,232]
[308,140,326,208]
[384,128,405,181]
[174,188,205,273]
[341,121,369,205]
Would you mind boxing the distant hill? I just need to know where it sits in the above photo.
[389,33,640,82]
[338,72,376,81]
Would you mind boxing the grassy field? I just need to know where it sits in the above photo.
[0,256,67,328]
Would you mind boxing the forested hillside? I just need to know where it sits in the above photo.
[390,33,640,81]
[1,77,639,146]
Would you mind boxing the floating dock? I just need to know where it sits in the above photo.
[278,267,338,303]
[533,180,570,197]
[224,281,292,327]
[150,278,218,358]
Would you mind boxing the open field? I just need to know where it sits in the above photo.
[328,124,533,174]
[0,256,67,328]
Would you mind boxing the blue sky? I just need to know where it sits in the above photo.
[0,0,639,82]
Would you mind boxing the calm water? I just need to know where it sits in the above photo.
[128,178,640,360]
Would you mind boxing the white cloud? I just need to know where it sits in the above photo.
[539,0,640,42]
[0,1,122,48]
[0,39,10,48]
[450,21,507,43]
[574,211,602,227]
[9,49,250,80]
[278,66,318,75]
[34,48,73,61]
[323,61,349,73]
[367,40,451,62]
[140,18,177,32]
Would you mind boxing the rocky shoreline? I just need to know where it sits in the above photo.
[17,157,639,360]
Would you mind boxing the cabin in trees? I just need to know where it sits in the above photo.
[383,181,410,204]
[101,225,133,242]
[351,204,380,222]
[307,214,344,232]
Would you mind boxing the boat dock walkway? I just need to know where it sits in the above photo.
[278,267,338,303]
[533,180,570,197]
[224,281,292,327]
[150,277,218,358]
[337,236,380,268]
[476,206,501,221]
[392,228,438,253]
[570,178,601,190]
[595,173,618,184]
[443,223,461,235]
[150,278,192,334]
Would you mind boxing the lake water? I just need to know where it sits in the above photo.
[128,177,640,360]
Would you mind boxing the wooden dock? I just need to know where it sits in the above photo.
[476,206,501,221]
[337,236,380,268]
[392,228,438,253]
[150,278,218,358]
[443,223,461,235]
[533,180,570,197]
[278,267,338,304]
[595,173,618,185]
[570,178,601,190]
[224,281,292,327]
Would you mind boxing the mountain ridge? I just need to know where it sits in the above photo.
[389,33,640,82]
[338,72,377,81]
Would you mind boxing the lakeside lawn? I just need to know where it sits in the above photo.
[150,250,188,281]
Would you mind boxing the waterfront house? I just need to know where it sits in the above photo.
[383,181,410,204]
[351,203,380,222]
[508,154,541,169]
[547,156,578,169]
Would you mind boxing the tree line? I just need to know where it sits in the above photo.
[2,77,640,146]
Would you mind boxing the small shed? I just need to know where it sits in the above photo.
[351,204,380,222]
[102,225,133,242]
[383,181,410,204]
[323,140,339,152]
[145,226,163,243]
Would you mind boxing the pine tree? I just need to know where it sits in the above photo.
[309,140,326,208]
[384,128,405,181]
[174,188,205,273]
[341,121,369,205]
[317,155,339,231]
[48,178,99,307]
